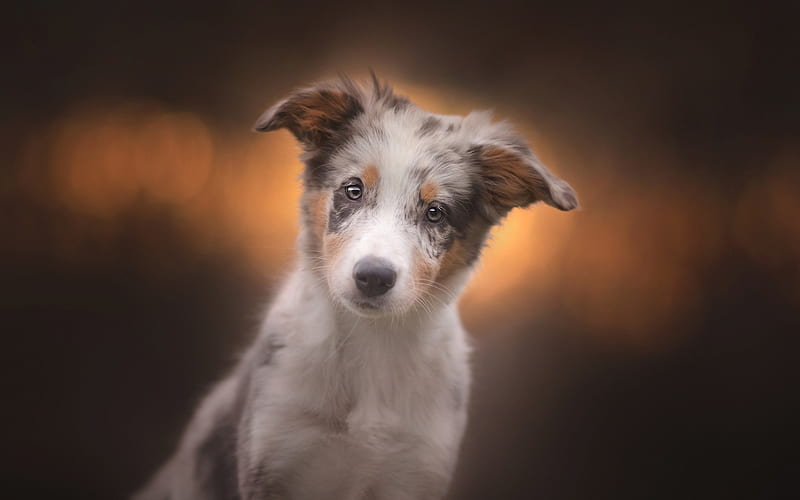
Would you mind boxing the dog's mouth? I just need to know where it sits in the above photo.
[340,294,396,317]
[352,299,380,310]
[348,297,386,315]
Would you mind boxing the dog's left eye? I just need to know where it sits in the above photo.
[345,183,363,200]
[426,204,444,223]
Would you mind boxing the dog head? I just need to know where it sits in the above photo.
[255,75,577,318]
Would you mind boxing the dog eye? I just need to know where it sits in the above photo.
[344,183,363,200]
[426,204,444,223]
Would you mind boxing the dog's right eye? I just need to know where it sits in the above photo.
[344,182,363,200]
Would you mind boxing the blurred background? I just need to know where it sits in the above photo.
[2,2,798,499]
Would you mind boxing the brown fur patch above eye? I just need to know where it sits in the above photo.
[362,164,379,188]
[478,145,547,211]
[420,182,438,203]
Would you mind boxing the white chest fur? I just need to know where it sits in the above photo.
[242,268,471,499]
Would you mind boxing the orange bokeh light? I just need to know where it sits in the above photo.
[16,82,789,349]
[46,102,214,217]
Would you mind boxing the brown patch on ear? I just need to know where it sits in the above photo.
[478,145,546,212]
[255,89,363,149]
[420,182,439,203]
[362,164,379,188]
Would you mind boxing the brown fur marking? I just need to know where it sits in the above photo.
[412,250,439,301]
[479,146,547,210]
[413,251,438,283]
[420,182,439,203]
[435,240,469,282]
[277,89,362,147]
[323,234,346,273]
[307,191,329,243]
[435,218,493,283]
[301,190,330,254]
[362,164,379,188]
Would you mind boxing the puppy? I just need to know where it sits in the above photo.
[134,75,577,500]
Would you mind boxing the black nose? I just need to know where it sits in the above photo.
[353,257,397,297]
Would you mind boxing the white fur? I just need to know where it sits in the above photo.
[244,263,471,499]
[134,256,472,500]
[134,76,576,500]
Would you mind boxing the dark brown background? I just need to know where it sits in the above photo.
[2,2,799,499]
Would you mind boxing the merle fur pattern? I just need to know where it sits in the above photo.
[133,75,577,500]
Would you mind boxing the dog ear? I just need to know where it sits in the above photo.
[470,134,578,217]
[254,81,364,150]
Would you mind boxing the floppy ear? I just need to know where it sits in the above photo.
[471,141,578,217]
[253,81,364,149]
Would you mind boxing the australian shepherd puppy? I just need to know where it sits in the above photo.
[134,75,577,500]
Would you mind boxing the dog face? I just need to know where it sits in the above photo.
[255,76,577,317]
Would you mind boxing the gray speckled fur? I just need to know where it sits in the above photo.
[133,76,576,500]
